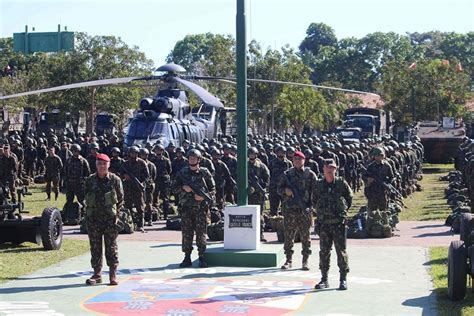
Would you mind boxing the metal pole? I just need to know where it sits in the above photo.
[24,25,28,54]
[58,24,61,52]
[236,0,248,206]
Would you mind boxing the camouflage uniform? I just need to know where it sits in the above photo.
[173,166,215,257]
[363,160,394,212]
[269,157,292,215]
[24,145,37,178]
[278,167,317,262]
[212,158,233,210]
[109,156,124,176]
[0,153,18,202]
[222,154,237,203]
[65,155,90,205]
[248,158,270,239]
[152,156,172,218]
[85,172,124,273]
[122,157,149,229]
[44,154,63,199]
[314,177,352,277]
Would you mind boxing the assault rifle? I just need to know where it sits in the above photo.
[360,165,404,201]
[122,165,145,192]
[285,175,309,211]
[183,174,213,205]
[249,169,266,196]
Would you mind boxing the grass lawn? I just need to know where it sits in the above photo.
[22,183,68,217]
[429,247,474,316]
[0,239,89,284]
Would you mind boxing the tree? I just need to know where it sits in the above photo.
[299,23,337,56]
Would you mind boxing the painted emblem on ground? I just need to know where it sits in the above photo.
[82,277,313,315]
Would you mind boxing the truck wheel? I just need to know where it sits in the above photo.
[460,213,473,245]
[41,208,63,250]
[448,240,467,301]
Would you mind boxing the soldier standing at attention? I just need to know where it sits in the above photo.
[269,146,292,216]
[0,144,18,203]
[314,159,352,291]
[151,144,172,219]
[44,145,63,201]
[173,149,215,268]
[109,147,124,176]
[65,144,90,206]
[122,146,149,232]
[85,153,124,286]
[139,148,156,226]
[278,151,317,270]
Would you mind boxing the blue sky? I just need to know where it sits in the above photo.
[1,0,472,68]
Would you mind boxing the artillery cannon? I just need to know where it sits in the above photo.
[448,212,474,300]
[0,184,63,250]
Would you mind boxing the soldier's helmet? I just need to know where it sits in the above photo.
[139,148,149,156]
[211,148,221,156]
[71,144,81,152]
[313,146,323,155]
[188,149,202,159]
[90,142,99,150]
[154,144,165,151]
[248,147,259,156]
[287,146,296,154]
[321,141,330,149]
[343,145,351,151]
[128,146,140,154]
[275,145,286,153]
[176,147,185,154]
[111,147,121,154]
[304,149,313,158]
[371,147,385,156]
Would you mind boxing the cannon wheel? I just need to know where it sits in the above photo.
[448,240,467,301]
[460,213,473,245]
[41,208,63,250]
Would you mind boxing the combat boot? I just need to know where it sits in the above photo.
[281,256,292,270]
[338,273,347,290]
[314,273,329,289]
[109,264,118,286]
[46,193,51,201]
[198,256,208,268]
[302,254,310,271]
[179,254,192,268]
[54,192,58,201]
[260,232,267,242]
[86,267,102,285]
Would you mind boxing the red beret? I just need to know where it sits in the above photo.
[294,151,305,159]
[96,153,110,162]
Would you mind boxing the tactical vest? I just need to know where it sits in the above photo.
[85,175,118,217]
[316,177,348,224]
[284,167,312,210]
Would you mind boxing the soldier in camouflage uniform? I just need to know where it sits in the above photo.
[363,147,394,213]
[122,146,149,232]
[139,148,156,226]
[278,151,317,270]
[109,147,124,176]
[87,143,99,174]
[44,145,63,201]
[151,144,172,219]
[314,159,352,291]
[173,149,215,268]
[222,144,237,203]
[211,148,234,210]
[248,147,270,241]
[85,153,124,286]
[65,144,90,206]
[269,146,292,216]
[24,139,37,178]
[0,144,18,202]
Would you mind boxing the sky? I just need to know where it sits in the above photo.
[1,0,473,68]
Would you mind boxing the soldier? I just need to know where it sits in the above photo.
[211,148,233,210]
[173,149,215,268]
[36,138,47,175]
[24,139,37,178]
[248,147,270,242]
[304,149,320,177]
[139,148,156,226]
[59,141,72,192]
[222,144,237,203]
[278,151,317,270]
[314,159,352,291]
[0,144,18,202]
[151,144,172,219]
[109,147,124,176]
[269,146,292,216]
[171,147,188,207]
[87,143,99,174]
[65,144,90,206]
[44,145,63,201]
[363,147,394,213]
[84,153,124,286]
[122,146,149,232]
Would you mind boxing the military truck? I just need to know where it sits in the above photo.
[95,112,117,136]
[448,213,474,301]
[343,107,392,137]
[0,185,63,250]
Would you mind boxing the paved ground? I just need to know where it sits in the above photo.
[0,235,442,316]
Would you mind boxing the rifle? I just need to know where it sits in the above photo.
[183,173,213,205]
[122,165,145,192]
[285,173,309,211]
[249,168,266,196]
[360,164,404,201]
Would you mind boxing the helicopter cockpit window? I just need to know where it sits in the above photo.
[192,105,214,120]
[150,122,169,139]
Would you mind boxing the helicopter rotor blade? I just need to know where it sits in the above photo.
[190,76,379,97]
[175,77,223,108]
[0,76,160,100]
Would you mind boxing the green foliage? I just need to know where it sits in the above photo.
[378,59,470,124]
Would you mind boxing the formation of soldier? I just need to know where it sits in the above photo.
[455,137,474,209]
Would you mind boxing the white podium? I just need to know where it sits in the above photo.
[224,205,260,250]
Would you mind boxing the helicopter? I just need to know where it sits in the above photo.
[0,62,379,147]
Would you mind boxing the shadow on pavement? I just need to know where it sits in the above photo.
[0,283,88,294]
[402,293,438,316]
